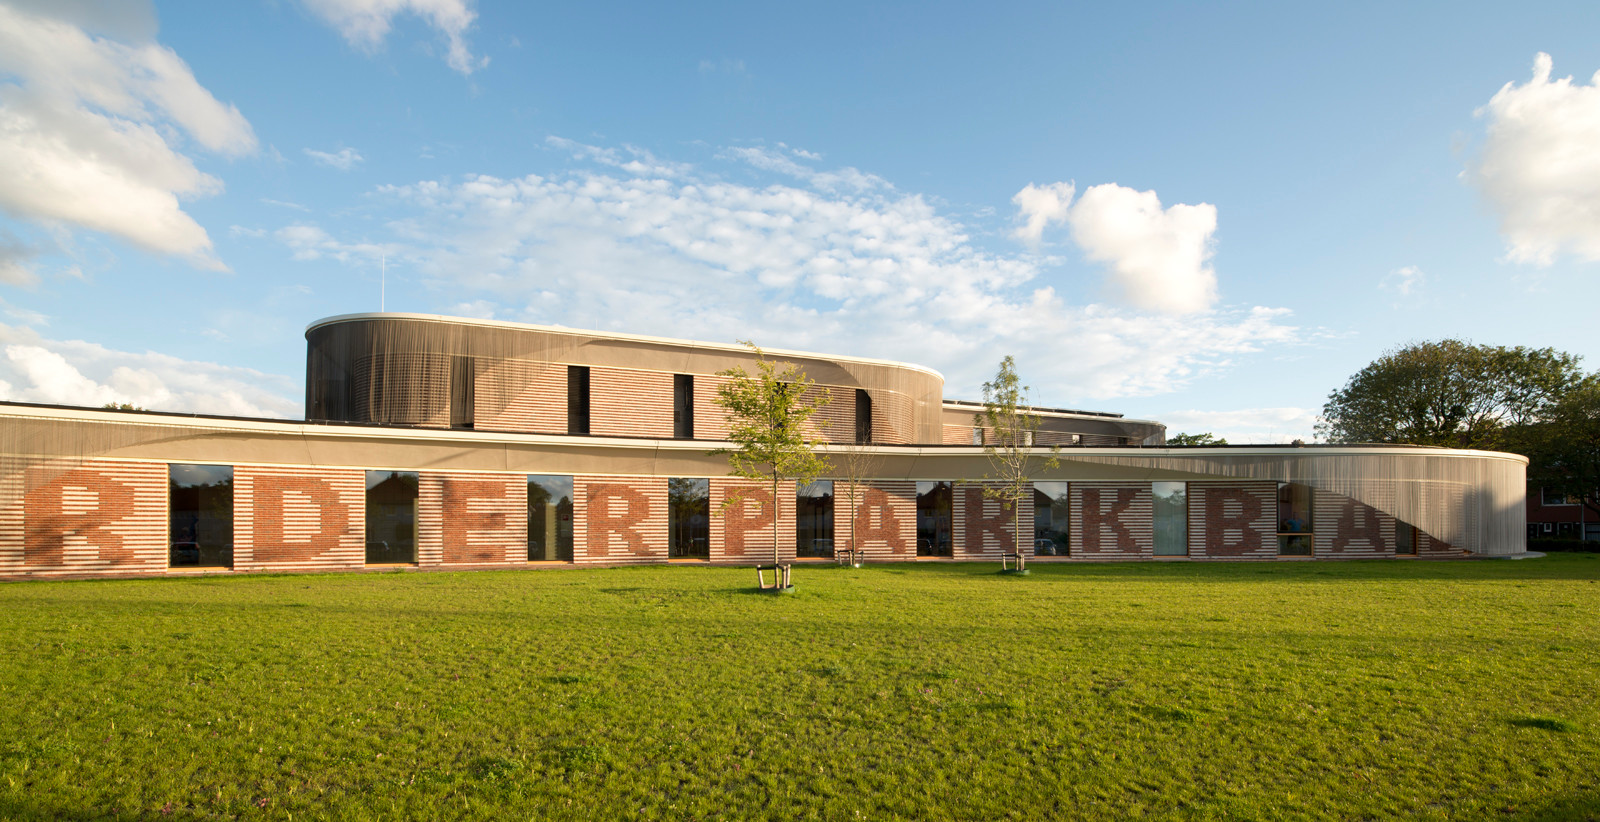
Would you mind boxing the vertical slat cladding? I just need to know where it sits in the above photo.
[800,384,853,444]
[869,390,914,444]
[472,358,567,434]
[955,483,1030,559]
[235,466,365,573]
[694,374,733,440]
[572,475,668,564]
[419,472,527,566]
[846,480,916,562]
[1070,482,1153,560]
[1189,482,1277,560]
[0,459,166,575]
[591,367,674,438]
[709,479,797,562]
[1313,489,1397,559]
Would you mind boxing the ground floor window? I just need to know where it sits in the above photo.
[169,464,233,568]
[668,478,709,558]
[1277,482,1314,556]
[1396,520,1417,555]
[1153,481,1188,556]
[528,475,574,561]
[366,471,418,564]
[1034,481,1069,556]
[797,480,834,557]
[916,481,953,557]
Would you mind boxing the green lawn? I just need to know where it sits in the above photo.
[2,556,1598,821]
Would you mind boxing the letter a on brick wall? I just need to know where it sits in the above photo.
[1331,498,1384,553]
[1081,488,1138,552]
[588,484,651,557]
[24,468,136,566]
[721,488,774,557]
[853,487,906,553]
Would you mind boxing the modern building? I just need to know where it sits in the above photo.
[0,313,1529,579]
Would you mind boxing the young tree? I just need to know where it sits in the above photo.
[1165,432,1228,446]
[978,356,1060,569]
[830,438,883,565]
[711,343,831,571]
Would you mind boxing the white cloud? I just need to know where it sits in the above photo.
[299,0,487,75]
[0,3,255,271]
[1065,183,1219,315]
[721,144,888,192]
[282,143,1296,403]
[1011,181,1076,244]
[304,146,364,171]
[0,322,299,417]
[1381,265,1424,297]
[1470,53,1600,266]
[0,232,39,286]
[1158,406,1319,445]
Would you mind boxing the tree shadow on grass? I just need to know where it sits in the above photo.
[1512,792,1600,821]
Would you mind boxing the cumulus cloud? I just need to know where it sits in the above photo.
[1011,181,1076,244]
[1381,265,1425,297]
[1066,184,1219,315]
[1157,406,1319,444]
[1471,53,1600,265]
[0,322,300,417]
[304,146,364,170]
[280,143,1296,403]
[0,2,255,271]
[299,0,487,75]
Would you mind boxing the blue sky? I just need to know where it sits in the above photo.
[2,0,1600,441]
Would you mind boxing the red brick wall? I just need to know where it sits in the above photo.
[843,480,915,561]
[234,466,365,573]
[0,459,166,576]
[591,367,674,438]
[1189,482,1277,560]
[709,479,797,562]
[1072,482,1153,560]
[1313,489,1396,559]
[953,483,1030,559]
[472,358,567,434]
[941,425,975,444]
[418,472,527,566]
[573,476,668,564]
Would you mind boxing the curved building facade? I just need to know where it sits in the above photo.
[0,313,1528,579]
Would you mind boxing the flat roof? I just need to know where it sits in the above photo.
[307,312,947,382]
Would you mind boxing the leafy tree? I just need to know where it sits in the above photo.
[102,403,145,412]
[1519,376,1600,525]
[977,356,1060,567]
[1319,340,1584,449]
[1165,432,1228,446]
[711,343,831,568]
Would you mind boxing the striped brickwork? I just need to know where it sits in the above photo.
[1072,482,1153,560]
[1188,482,1278,560]
[234,466,365,573]
[869,391,914,444]
[418,472,527,566]
[591,367,674,439]
[0,459,167,576]
[573,475,668,564]
[846,480,916,561]
[1314,489,1397,559]
[709,479,797,563]
[472,358,567,434]
[953,483,1030,559]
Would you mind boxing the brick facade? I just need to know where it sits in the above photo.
[573,475,669,564]
[1071,482,1154,560]
[418,472,527,566]
[1188,482,1278,560]
[844,480,916,561]
[953,483,1030,559]
[591,367,674,439]
[709,479,797,563]
[234,466,365,573]
[0,459,167,576]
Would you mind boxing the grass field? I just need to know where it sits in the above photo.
[1,555,1597,821]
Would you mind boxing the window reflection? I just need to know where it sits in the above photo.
[797,480,834,558]
[669,478,709,558]
[528,475,574,561]
[169,464,233,568]
[366,471,418,564]
[1277,482,1314,556]
[1152,481,1187,556]
[1033,481,1069,556]
[916,481,953,557]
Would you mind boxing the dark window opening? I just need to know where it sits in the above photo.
[668,478,709,558]
[1277,482,1314,556]
[1396,521,1417,555]
[916,481,953,557]
[366,471,418,564]
[567,365,591,435]
[169,464,233,568]
[528,475,574,561]
[674,374,694,439]
[1034,481,1069,556]
[797,480,834,557]
[451,356,475,429]
[855,389,873,444]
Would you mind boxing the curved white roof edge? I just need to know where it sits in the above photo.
[306,312,947,382]
[0,403,1529,464]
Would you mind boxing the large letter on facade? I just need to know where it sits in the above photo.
[1204,488,1263,554]
[720,487,774,558]
[442,478,511,563]
[962,487,1013,554]
[251,475,350,564]
[587,484,651,558]
[1080,488,1138,553]
[23,468,137,566]
[853,487,907,553]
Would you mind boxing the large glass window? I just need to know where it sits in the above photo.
[567,365,590,435]
[1034,481,1069,556]
[366,471,418,564]
[528,475,574,562]
[1396,520,1417,555]
[916,481,953,557]
[668,478,709,558]
[855,389,873,444]
[450,356,475,429]
[797,480,834,558]
[1277,482,1314,556]
[169,464,233,568]
[1152,481,1188,556]
[674,374,694,439]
